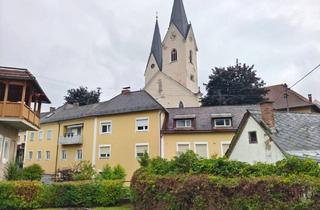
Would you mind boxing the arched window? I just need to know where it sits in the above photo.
[171,49,177,62]
[179,101,184,108]
[189,50,193,64]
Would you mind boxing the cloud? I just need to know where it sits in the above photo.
[0,0,319,110]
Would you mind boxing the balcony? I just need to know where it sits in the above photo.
[0,102,40,130]
[59,134,83,145]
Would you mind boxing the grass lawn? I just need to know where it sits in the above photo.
[39,204,132,210]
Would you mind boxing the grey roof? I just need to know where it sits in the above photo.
[164,105,259,132]
[150,19,163,70]
[170,0,190,38]
[250,111,320,154]
[41,90,164,124]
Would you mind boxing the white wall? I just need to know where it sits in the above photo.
[229,116,284,164]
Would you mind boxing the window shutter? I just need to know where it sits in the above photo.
[178,144,189,153]
[195,144,208,158]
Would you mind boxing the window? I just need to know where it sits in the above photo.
[135,144,149,158]
[213,118,232,128]
[65,125,82,137]
[37,151,42,160]
[100,121,112,134]
[171,49,177,62]
[179,101,184,108]
[28,151,33,160]
[76,149,83,160]
[221,141,231,156]
[176,119,192,128]
[61,150,67,160]
[99,145,111,159]
[2,139,10,163]
[30,132,35,141]
[47,130,52,140]
[136,118,149,131]
[177,143,190,155]
[249,131,258,144]
[189,50,193,64]
[45,151,51,160]
[38,131,43,141]
[195,143,208,158]
[190,74,195,81]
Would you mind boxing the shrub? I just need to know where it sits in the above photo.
[172,150,199,173]
[148,157,173,175]
[73,161,96,181]
[21,164,44,181]
[4,162,22,181]
[137,152,150,167]
[57,168,75,182]
[276,156,320,176]
[98,164,126,180]
[0,180,127,209]
[131,170,320,210]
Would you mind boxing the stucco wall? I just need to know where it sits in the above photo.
[163,132,235,159]
[229,117,284,164]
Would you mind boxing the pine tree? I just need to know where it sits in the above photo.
[202,61,267,106]
[64,86,101,106]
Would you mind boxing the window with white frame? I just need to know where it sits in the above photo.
[37,151,42,160]
[30,132,35,141]
[61,150,67,160]
[76,149,83,160]
[175,119,192,128]
[176,143,190,155]
[221,141,231,156]
[38,131,43,141]
[47,130,52,140]
[136,118,149,131]
[100,121,112,134]
[135,144,149,158]
[99,145,111,159]
[45,151,51,160]
[213,118,232,128]
[195,143,208,158]
[0,135,3,160]
[29,151,33,160]
[2,139,10,163]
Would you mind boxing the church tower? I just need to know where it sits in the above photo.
[144,0,200,108]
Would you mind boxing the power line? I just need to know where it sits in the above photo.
[289,63,320,89]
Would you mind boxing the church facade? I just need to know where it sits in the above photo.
[144,0,201,108]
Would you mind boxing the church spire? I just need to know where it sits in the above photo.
[150,17,162,70]
[170,0,189,38]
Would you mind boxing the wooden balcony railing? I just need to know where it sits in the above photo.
[0,102,40,128]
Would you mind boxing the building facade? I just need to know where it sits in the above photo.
[144,0,201,108]
[0,66,50,179]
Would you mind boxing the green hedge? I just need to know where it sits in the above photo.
[0,180,127,209]
[131,169,320,210]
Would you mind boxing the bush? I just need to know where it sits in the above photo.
[131,170,320,210]
[73,161,96,181]
[22,164,44,181]
[57,168,75,182]
[98,164,126,180]
[137,152,150,167]
[0,180,127,209]
[276,156,320,176]
[4,162,22,181]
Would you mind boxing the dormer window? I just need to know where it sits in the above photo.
[176,119,192,128]
[171,49,177,62]
[211,113,233,128]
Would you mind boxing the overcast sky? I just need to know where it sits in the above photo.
[1,0,319,110]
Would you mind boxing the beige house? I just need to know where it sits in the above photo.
[0,66,50,179]
[144,0,201,108]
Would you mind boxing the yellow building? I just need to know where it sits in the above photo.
[25,90,166,179]
[0,66,50,179]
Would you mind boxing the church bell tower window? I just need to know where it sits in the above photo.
[171,49,178,62]
[189,50,193,64]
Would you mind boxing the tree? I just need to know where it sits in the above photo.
[64,86,101,106]
[202,61,267,106]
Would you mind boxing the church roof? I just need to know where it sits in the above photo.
[170,0,190,39]
[150,19,163,70]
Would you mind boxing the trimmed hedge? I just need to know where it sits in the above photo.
[0,180,127,209]
[131,169,320,210]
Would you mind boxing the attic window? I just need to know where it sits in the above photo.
[249,131,258,144]
[213,118,232,128]
[176,119,192,128]
[151,64,155,69]
[171,49,177,62]
[189,50,193,64]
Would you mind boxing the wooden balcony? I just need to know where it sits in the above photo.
[0,102,40,130]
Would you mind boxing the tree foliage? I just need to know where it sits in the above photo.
[64,86,101,106]
[202,61,267,106]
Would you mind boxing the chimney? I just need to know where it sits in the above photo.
[308,94,313,103]
[260,101,275,128]
[122,86,131,95]
[49,107,56,113]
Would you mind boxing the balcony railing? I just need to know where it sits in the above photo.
[0,102,40,129]
[59,134,83,145]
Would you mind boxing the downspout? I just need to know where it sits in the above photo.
[54,122,61,181]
